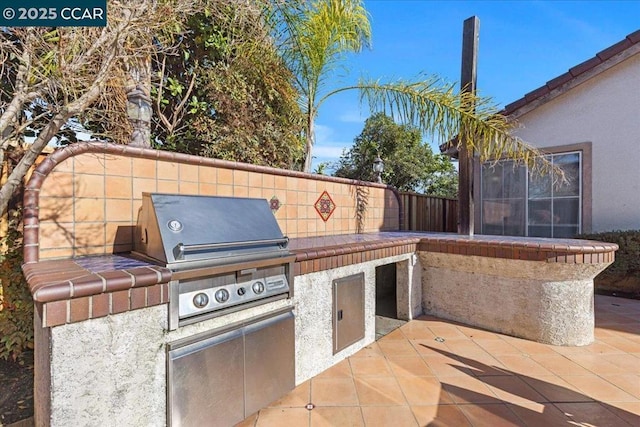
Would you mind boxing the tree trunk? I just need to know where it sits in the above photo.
[303,108,314,173]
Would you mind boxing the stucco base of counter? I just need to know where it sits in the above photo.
[34,298,293,426]
[293,254,416,384]
[420,253,613,346]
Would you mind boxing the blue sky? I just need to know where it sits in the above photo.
[311,0,640,171]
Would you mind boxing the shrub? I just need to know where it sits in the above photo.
[0,209,34,362]
[577,229,640,297]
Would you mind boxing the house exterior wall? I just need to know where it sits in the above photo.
[510,53,640,233]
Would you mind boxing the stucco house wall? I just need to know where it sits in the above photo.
[511,53,640,233]
[475,30,640,236]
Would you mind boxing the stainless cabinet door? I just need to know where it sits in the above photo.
[244,311,295,417]
[333,273,365,354]
[168,329,244,427]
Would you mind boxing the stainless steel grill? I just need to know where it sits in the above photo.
[133,193,295,329]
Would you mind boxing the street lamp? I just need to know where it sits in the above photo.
[127,86,152,147]
[372,155,384,184]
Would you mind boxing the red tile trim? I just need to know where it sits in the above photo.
[291,233,618,275]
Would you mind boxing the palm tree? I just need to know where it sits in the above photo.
[273,0,541,173]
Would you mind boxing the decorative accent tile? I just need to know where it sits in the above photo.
[315,190,336,222]
[270,195,282,213]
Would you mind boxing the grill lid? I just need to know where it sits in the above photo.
[135,193,290,266]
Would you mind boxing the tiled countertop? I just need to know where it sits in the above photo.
[24,232,618,304]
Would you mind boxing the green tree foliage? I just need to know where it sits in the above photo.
[274,0,548,175]
[334,113,457,197]
[0,207,33,361]
[0,0,201,217]
[274,0,371,172]
[152,1,305,168]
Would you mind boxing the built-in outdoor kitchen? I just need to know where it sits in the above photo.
[22,142,617,426]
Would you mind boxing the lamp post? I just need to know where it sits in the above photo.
[372,155,384,184]
[127,86,152,147]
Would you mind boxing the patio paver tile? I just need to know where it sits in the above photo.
[605,401,640,425]
[527,353,593,376]
[349,356,394,377]
[244,295,640,426]
[456,403,523,427]
[519,375,593,403]
[310,377,359,406]
[554,402,633,427]
[254,407,310,427]
[505,401,574,426]
[439,375,502,404]
[309,406,365,427]
[559,374,637,402]
[354,376,407,406]
[481,375,548,405]
[360,406,418,427]
[410,404,472,426]
[396,375,454,405]
[386,355,435,377]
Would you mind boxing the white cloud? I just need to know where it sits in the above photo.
[313,145,347,159]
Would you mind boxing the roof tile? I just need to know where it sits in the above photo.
[627,29,640,43]
[546,72,573,90]
[524,85,550,103]
[569,56,602,78]
[597,39,632,61]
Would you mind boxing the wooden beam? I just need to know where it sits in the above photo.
[458,16,479,236]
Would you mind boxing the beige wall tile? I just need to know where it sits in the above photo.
[199,183,217,195]
[199,166,216,183]
[157,160,178,180]
[75,223,106,247]
[41,172,74,198]
[133,178,157,199]
[132,158,156,179]
[75,246,107,256]
[262,174,275,189]
[39,222,74,250]
[74,154,106,175]
[105,156,132,176]
[218,168,232,185]
[106,176,132,199]
[216,184,233,196]
[157,180,179,193]
[39,197,73,223]
[74,174,104,198]
[75,198,105,222]
[179,163,198,182]
[233,170,249,186]
[233,186,249,198]
[39,248,74,260]
[53,158,73,172]
[179,181,198,195]
[248,172,262,188]
[106,199,133,222]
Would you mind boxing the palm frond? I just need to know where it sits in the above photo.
[355,76,554,176]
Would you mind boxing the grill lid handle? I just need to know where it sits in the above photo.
[173,237,289,260]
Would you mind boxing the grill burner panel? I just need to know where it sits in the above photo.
[134,193,294,329]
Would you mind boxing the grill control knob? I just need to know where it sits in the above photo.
[237,287,246,296]
[252,281,265,294]
[193,292,209,309]
[214,289,230,303]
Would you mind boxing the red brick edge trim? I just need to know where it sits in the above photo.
[291,235,618,275]
[23,141,400,264]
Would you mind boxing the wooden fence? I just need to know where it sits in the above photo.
[399,192,458,233]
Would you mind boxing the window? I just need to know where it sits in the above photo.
[481,152,582,238]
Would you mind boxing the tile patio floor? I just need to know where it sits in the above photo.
[237,295,640,427]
